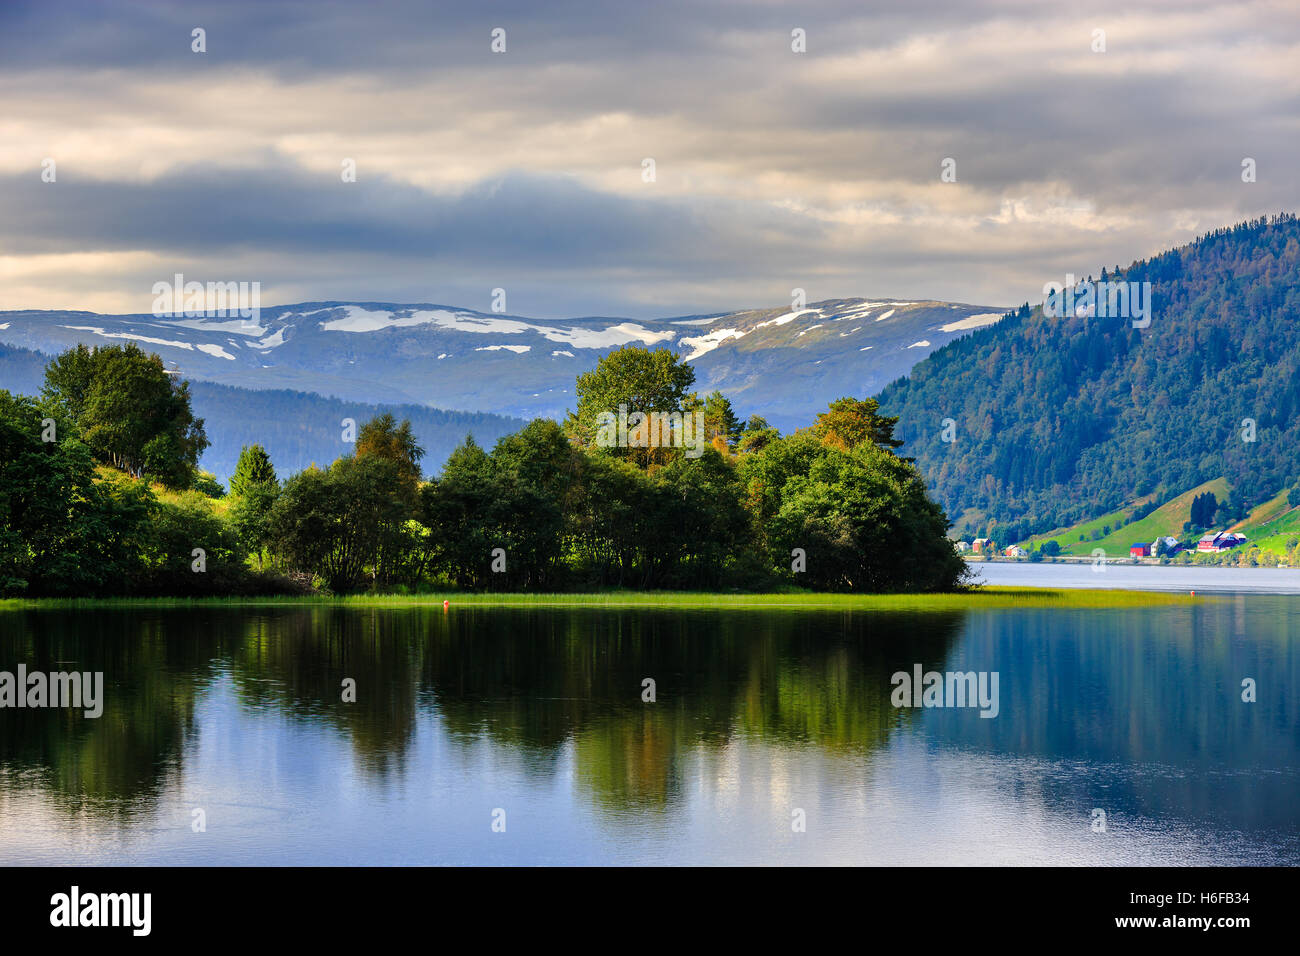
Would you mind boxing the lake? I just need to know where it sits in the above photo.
[1,599,1297,865]
[973,559,1300,593]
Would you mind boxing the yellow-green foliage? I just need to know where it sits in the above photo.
[3,586,1200,612]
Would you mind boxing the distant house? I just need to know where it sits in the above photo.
[1198,531,1247,553]
[1004,545,1026,558]
[955,540,971,553]
[1130,543,1150,557]
[1150,535,1181,556]
[973,537,993,554]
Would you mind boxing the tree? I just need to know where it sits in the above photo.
[267,456,413,592]
[1190,491,1219,528]
[41,343,208,488]
[565,346,695,466]
[745,431,965,591]
[356,413,424,488]
[40,344,98,421]
[703,391,743,448]
[420,436,502,588]
[737,415,779,454]
[652,447,751,587]
[227,445,279,569]
[229,444,277,497]
[812,397,903,452]
[563,452,655,587]
[0,390,152,596]
[139,491,246,595]
[484,419,579,589]
[1221,489,1249,525]
[230,481,280,569]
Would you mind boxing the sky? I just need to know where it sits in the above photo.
[1,0,1297,319]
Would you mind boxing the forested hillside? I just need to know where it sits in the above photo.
[879,214,1300,542]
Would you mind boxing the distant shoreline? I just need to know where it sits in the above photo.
[967,555,1298,568]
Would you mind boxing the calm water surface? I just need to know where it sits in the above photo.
[1,599,1297,865]
[975,559,1300,593]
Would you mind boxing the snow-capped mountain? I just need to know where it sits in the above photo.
[0,298,1007,430]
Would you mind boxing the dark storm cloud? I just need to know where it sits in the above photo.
[0,0,1296,316]
[0,165,826,270]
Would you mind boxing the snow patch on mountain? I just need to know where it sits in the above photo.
[62,325,195,351]
[939,312,1003,332]
[322,306,673,349]
[670,317,725,326]
[196,343,236,360]
[680,327,744,360]
[755,308,819,329]
[164,317,266,336]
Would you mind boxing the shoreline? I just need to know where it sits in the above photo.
[0,587,1200,612]
[969,556,1298,567]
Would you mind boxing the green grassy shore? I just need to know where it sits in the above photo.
[1,587,1203,613]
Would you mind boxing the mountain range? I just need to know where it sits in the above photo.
[0,297,1006,437]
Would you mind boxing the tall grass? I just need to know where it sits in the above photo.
[0,587,1202,613]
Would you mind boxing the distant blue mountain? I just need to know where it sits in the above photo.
[0,297,1007,434]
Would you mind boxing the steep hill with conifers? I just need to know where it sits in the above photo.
[878,214,1300,542]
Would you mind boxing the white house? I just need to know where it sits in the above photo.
[1150,535,1181,555]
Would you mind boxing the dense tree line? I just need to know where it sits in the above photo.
[879,214,1300,542]
[0,340,526,483]
[1,343,967,596]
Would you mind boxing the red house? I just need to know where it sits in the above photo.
[1130,543,1151,557]
[1198,532,1247,553]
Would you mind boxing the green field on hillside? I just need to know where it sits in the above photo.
[1233,488,1293,533]
[1020,479,1227,556]
[1238,493,1300,556]
[1015,477,1300,561]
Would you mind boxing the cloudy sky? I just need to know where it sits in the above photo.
[1,0,1296,318]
